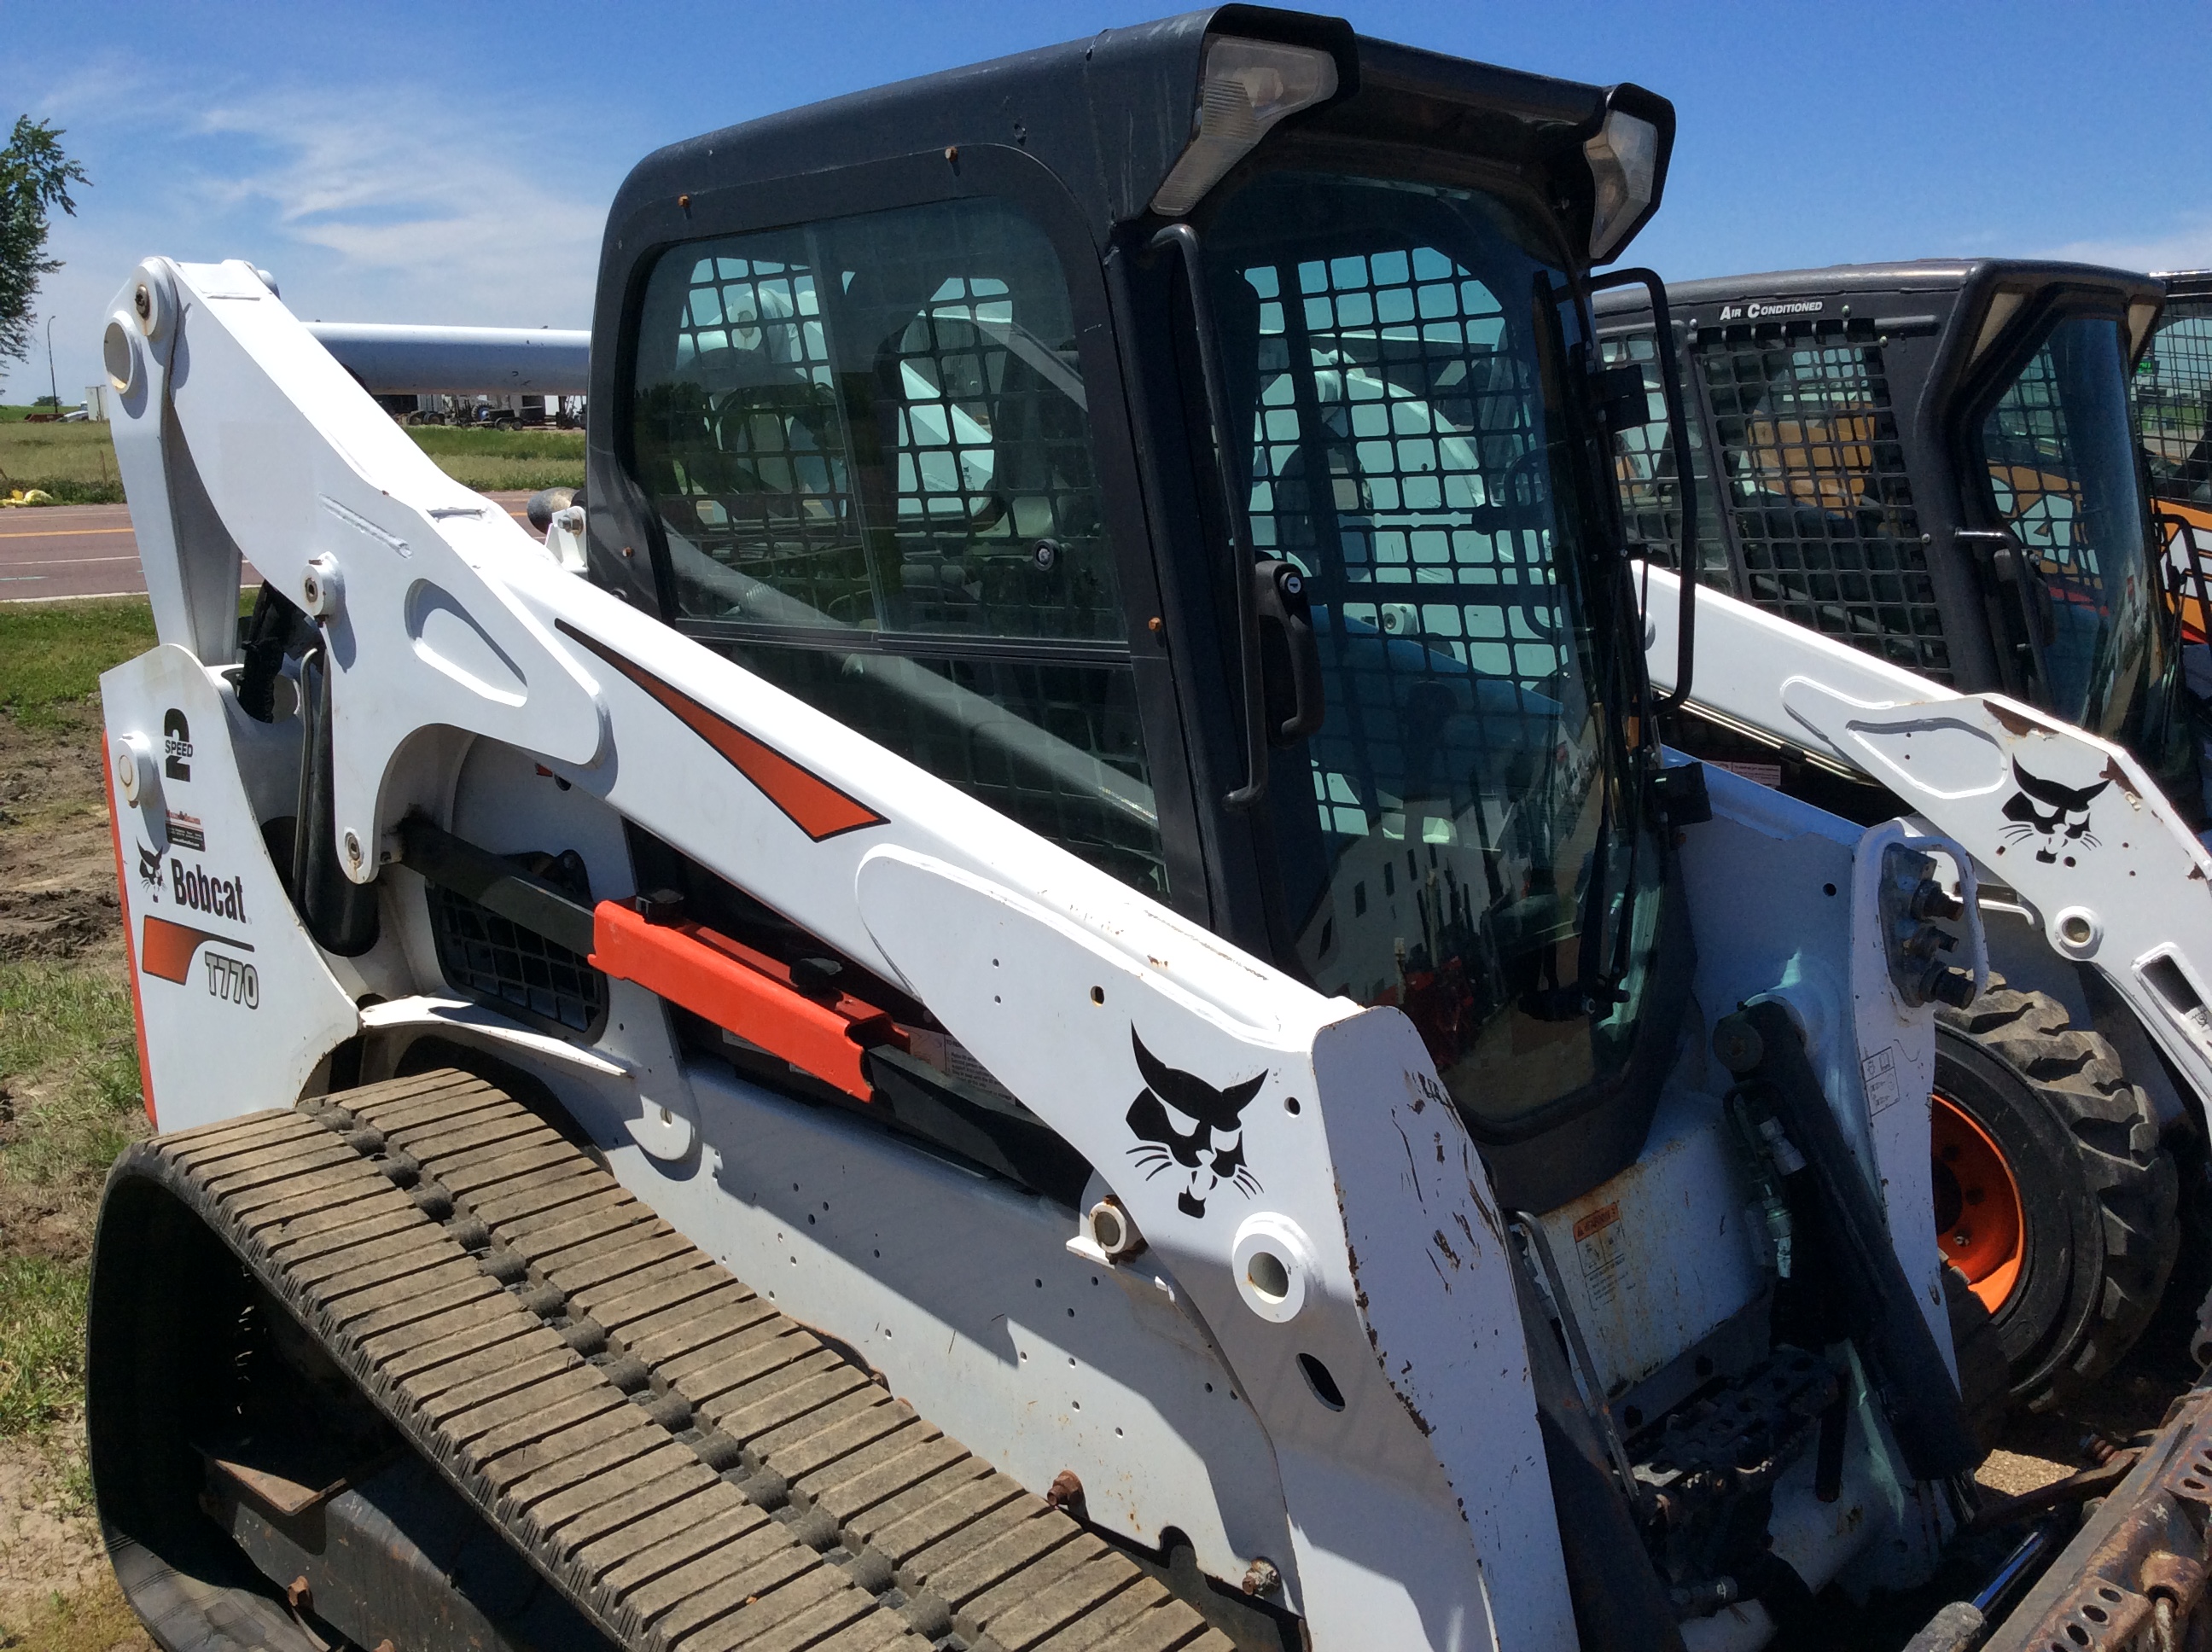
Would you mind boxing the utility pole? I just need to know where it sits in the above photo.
[45,315,59,412]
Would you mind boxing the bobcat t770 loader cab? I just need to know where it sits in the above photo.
[85,11,2073,1652]
[1591,264,2210,1418]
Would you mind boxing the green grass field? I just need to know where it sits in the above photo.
[0,601,159,725]
[0,422,119,505]
[405,423,586,491]
[0,410,584,503]
[0,599,163,1458]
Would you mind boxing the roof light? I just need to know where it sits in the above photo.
[1150,38,1338,218]
[1584,109,1659,262]
[1970,290,2026,366]
[2128,298,2161,360]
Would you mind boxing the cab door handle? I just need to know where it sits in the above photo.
[1254,559,1324,745]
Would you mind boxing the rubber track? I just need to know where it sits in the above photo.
[129,1071,1231,1652]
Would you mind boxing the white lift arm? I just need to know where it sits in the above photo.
[1646,565,2212,1133]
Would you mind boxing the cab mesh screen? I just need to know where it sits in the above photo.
[632,199,1167,902]
[1695,327,1950,681]
[1600,329,1728,581]
[2138,297,2212,507]
[1981,338,2103,622]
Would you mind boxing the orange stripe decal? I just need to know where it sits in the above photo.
[557,620,885,841]
[102,736,160,1128]
[141,915,253,984]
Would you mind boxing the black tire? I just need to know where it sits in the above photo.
[1936,983,2177,1412]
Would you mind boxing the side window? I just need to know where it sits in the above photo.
[1976,314,2151,730]
[630,199,1166,898]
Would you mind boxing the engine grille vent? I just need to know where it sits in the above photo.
[427,871,606,1040]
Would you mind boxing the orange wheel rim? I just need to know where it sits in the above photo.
[1930,1092,2025,1312]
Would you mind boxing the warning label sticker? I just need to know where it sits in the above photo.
[1572,1202,1620,1243]
[1573,1202,1628,1306]
[1862,1045,1901,1115]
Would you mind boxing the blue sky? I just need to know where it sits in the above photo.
[8,1,2209,402]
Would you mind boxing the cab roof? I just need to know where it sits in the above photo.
[599,6,1668,258]
[1594,257,2160,322]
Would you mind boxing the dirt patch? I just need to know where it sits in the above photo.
[0,704,119,968]
[1973,1329,2204,1504]
[0,1429,143,1648]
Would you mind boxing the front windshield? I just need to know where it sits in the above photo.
[1976,313,2155,735]
[1203,171,1663,1136]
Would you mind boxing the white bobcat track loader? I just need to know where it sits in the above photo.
[84,9,2157,1651]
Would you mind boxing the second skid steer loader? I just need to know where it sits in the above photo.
[86,9,2212,1651]
[1596,265,2205,1416]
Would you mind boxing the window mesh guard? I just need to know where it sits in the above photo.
[2136,299,2212,508]
[649,215,1120,644]
[1601,329,1728,581]
[1703,329,1947,678]
[630,201,1168,903]
[1240,245,1570,850]
[1681,324,1949,682]
[1982,339,2104,626]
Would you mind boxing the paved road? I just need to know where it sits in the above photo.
[0,492,540,604]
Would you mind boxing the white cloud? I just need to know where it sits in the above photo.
[5,57,618,399]
[2039,215,2212,276]
[185,88,608,317]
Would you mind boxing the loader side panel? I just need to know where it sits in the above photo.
[100,645,358,1129]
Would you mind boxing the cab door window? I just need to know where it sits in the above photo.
[1975,313,2153,733]
[630,198,1165,896]
[1203,172,1664,1134]
[1696,330,1947,680]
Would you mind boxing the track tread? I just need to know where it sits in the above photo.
[128,1072,1233,1652]
[1001,1575,1161,1652]
[814,1437,976,1527]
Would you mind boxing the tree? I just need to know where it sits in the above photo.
[0,117,89,366]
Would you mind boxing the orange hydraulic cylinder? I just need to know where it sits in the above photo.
[589,899,902,1102]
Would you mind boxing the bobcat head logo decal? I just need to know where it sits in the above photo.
[1126,1030,1264,1219]
[136,842,164,900]
[2000,759,2110,865]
